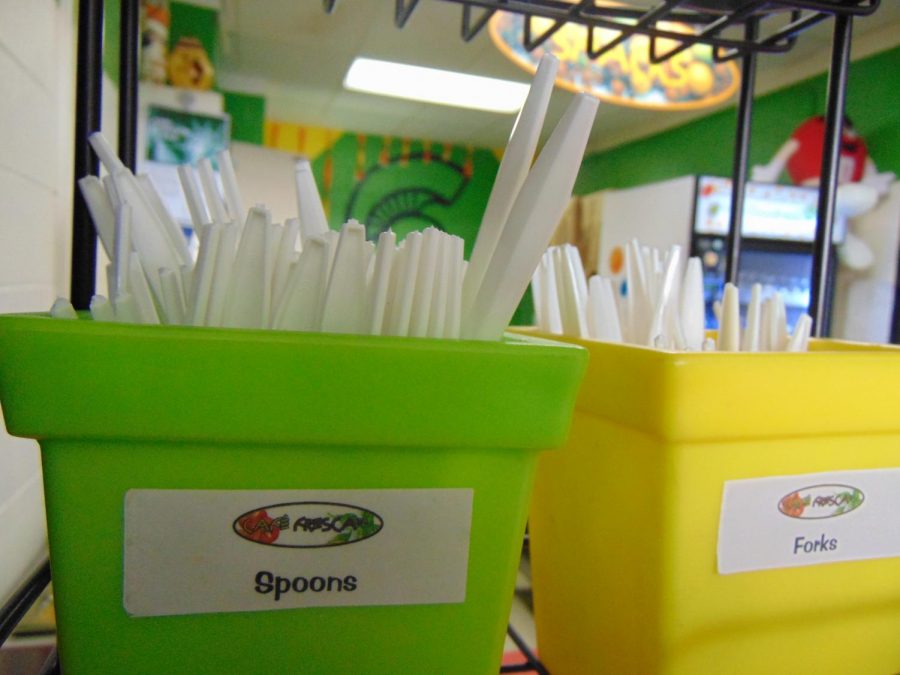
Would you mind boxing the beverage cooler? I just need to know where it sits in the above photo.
[597,175,847,331]
[691,175,842,331]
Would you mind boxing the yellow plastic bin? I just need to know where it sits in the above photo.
[0,315,587,675]
[522,332,900,675]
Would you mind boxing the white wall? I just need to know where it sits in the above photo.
[230,141,300,225]
[832,182,900,343]
[0,0,76,604]
[596,176,697,284]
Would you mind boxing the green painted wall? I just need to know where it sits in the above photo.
[575,46,900,194]
[103,0,121,84]
[223,91,266,145]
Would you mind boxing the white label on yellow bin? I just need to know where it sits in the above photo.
[717,468,900,574]
[124,488,473,617]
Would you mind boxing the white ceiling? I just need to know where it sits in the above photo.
[216,1,900,153]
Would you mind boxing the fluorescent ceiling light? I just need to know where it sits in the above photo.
[343,57,529,113]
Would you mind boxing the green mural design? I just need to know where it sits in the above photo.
[347,154,469,241]
[311,132,534,324]
[312,135,495,254]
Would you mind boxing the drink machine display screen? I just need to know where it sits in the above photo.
[693,175,844,243]
[693,236,814,331]
[691,176,836,332]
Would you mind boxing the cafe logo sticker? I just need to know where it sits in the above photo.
[777,484,864,520]
[233,501,383,548]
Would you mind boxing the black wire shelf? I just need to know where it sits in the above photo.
[326,0,879,62]
[0,560,550,674]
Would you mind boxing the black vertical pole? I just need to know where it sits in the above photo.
[70,0,104,309]
[119,0,140,172]
[891,242,900,345]
[810,14,853,337]
[724,17,759,287]
[891,243,900,344]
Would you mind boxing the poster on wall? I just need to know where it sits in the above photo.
[145,106,230,165]
[139,106,231,241]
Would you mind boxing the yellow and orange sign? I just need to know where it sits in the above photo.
[489,12,740,111]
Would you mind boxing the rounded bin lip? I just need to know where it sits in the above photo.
[0,314,588,450]
[515,327,900,443]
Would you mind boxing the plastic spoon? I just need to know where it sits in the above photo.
[717,283,740,351]
[461,53,559,323]
[742,283,762,352]
[87,131,127,174]
[159,268,186,325]
[409,227,441,338]
[89,295,115,322]
[272,236,330,332]
[112,291,141,323]
[464,93,599,341]
[113,203,133,299]
[381,242,406,336]
[108,170,181,298]
[187,223,222,326]
[50,298,78,319]
[427,235,451,338]
[625,240,650,344]
[102,175,122,213]
[295,158,329,240]
[588,276,623,343]
[541,251,563,334]
[177,164,210,229]
[787,313,812,352]
[127,252,161,324]
[386,231,422,337]
[772,294,788,351]
[77,176,115,258]
[224,207,272,328]
[271,218,301,313]
[444,236,464,339]
[136,174,192,266]
[531,260,546,331]
[565,244,590,315]
[646,245,681,347]
[320,221,368,334]
[759,296,773,351]
[205,223,238,327]
[217,149,245,227]
[557,246,588,337]
[367,230,396,335]
[197,157,229,226]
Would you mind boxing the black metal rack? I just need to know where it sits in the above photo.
[2,0,886,673]
[0,560,545,675]
[340,0,882,337]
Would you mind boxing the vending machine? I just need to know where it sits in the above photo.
[596,175,844,332]
[690,175,843,330]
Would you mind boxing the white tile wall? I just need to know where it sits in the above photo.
[0,0,75,605]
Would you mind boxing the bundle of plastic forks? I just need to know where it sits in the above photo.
[532,240,813,352]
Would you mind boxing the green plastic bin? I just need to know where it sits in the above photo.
[0,314,587,675]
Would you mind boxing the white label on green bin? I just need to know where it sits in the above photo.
[717,468,900,574]
[123,488,473,617]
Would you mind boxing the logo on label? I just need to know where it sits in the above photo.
[777,484,864,520]
[233,502,383,548]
